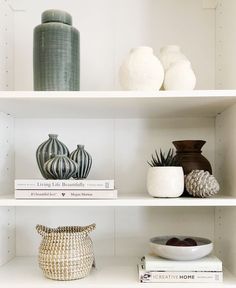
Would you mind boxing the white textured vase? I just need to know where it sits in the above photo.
[159,45,188,71]
[147,167,184,198]
[164,60,196,90]
[159,45,196,90]
[119,46,164,90]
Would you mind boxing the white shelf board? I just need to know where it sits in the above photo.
[1,194,236,207]
[0,256,234,288]
[0,90,236,118]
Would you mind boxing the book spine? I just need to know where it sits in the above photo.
[15,180,114,190]
[138,267,223,283]
[143,258,222,272]
[15,190,117,199]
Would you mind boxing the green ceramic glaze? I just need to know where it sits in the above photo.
[33,10,80,91]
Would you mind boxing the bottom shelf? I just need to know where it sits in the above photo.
[0,256,235,287]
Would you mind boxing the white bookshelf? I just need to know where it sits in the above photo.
[1,0,236,287]
[0,90,235,118]
[2,194,236,207]
[0,257,235,288]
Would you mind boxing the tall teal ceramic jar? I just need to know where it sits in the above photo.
[33,10,80,90]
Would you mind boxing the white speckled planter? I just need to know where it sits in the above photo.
[147,166,184,198]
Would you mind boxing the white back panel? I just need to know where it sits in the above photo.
[12,0,215,90]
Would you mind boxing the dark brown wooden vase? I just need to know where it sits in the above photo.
[172,140,212,196]
[173,140,212,174]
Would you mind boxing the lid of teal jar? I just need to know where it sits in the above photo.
[42,10,72,25]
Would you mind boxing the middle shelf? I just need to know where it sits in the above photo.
[1,194,236,207]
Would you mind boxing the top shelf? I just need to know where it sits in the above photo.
[0,90,236,118]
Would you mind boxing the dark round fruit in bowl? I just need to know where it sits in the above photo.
[166,237,180,246]
[184,238,198,246]
[175,240,192,247]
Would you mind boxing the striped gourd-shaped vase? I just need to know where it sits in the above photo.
[70,145,92,179]
[36,134,69,179]
[44,155,78,179]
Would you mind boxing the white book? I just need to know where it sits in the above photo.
[142,254,222,272]
[138,264,223,283]
[15,189,117,199]
[15,179,114,190]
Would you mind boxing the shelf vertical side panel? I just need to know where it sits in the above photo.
[0,112,15,265]
[215,103,236,275]
[0,112,14,195]
[0,0,14,90]
[215,0,236,89]
[0,207,15,265]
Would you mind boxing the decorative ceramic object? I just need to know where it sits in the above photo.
[172,140,212,175]
[147,167,184,197]
[70,145,92,179]
[164,60,196,90]
[159,45,196,90]
[36,134,69,179]
[147,149,184,197]
[185,170,220,198]
[150,236,213,260]
[119,46,164,90]
[36,224,96,280]
[159,45,188,71]
[44,155,78,179]
[34,10,80,90]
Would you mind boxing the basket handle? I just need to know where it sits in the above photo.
[36,225,51,237]
[36,223,96,237]
[81,223,96,236]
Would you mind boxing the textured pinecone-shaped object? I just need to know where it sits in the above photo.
[185,170,220,198]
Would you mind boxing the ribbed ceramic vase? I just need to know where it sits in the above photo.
[70,145,92,179]
[44,155,78,179]
[36,134,69,179]
[33,9,80,91]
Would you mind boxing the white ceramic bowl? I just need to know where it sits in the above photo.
[150,236,213,261]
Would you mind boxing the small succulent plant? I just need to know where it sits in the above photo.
[148,148,178,167]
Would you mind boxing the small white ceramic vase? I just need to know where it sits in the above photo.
[119,46,164,90]
[164,60,196,90]
[159,45,188,71]
[147,166,184,198]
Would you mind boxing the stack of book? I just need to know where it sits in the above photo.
[138,254,223,283]
[14,179,117,199]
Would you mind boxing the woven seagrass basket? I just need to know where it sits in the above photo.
[36,223,96,281]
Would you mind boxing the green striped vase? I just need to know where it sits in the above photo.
[36,134,69,179]
[44,155,78,179]
[70,145,92,179]
[33,9,80,90]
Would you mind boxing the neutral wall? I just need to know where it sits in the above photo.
[12,0,215,90]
